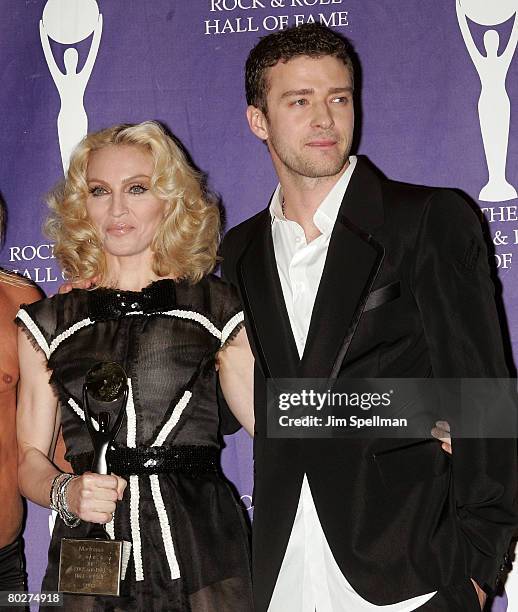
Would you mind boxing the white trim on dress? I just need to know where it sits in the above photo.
[130,474,144,582]
[221,311,244,346]
[16,309,50,359]
[150,474,181,580]
[19,308,245,359]
[152,391,192,447]
[49,318,93,355]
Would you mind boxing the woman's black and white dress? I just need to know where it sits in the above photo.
[16,276,252,612]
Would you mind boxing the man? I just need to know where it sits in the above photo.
[220,23,518,611]
[0,201,42,604]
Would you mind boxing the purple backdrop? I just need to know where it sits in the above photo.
[1,1,517,609]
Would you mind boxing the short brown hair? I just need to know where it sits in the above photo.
[245,23,354,113]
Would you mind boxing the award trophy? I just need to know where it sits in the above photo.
[58,362,130,596]
[456,0,518,201]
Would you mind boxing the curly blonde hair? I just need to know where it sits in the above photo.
[45,121,220,283]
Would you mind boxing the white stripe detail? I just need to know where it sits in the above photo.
[106,515,115,540]
[126,379,136,448]
[67,397,85,421]
[150,474,180,580]
[39,308,224,361]
[67,398,99,430]
[148,388,190,581]
[16,309,50,359]
[152,391,192,447]
[129,475,143,582]
[49,318,93,355]
[126,380,143,581]
[121,541,132,581]
[68,309,220,339]
[105,512,131,582]
[161,309,221,339]
[221,311,244,346]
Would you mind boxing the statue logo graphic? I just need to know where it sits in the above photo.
[456,0,518,201]
[40,0,103,173]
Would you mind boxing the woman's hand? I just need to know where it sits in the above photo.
[66,473,127,524]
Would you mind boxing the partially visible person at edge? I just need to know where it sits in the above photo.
[15,121,254,611]
[0,199,42,611]
[219,23,518,612]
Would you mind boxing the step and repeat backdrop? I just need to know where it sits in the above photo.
[1,1,518,609]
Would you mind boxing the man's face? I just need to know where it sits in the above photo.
[249,55,354,181]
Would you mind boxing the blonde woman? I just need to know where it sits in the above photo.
[16,122,254,611]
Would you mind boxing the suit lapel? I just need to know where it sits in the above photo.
[237,158,386,380]
[300,158,385,378]
[237,210,300,379]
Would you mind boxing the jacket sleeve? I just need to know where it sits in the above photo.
[411,189,518,592]
[220,227,240,288]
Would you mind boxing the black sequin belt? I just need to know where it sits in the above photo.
[69,445,220,476]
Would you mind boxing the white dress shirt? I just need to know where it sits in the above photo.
[267,156,436,612]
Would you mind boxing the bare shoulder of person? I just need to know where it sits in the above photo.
[0,270,44,312]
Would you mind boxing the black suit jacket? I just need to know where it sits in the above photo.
[220,157,518,611]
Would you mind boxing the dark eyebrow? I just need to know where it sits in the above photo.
[329,86,354,95]
[280,86,353,100]
[280,88,314,99]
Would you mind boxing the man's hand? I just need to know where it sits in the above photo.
[431,420,452,455]
[471,578,486,610]
[57,277,97,294]
[432,427,486,608]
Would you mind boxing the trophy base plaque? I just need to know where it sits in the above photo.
[58,538,124,596]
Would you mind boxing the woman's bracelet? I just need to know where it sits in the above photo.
[59,476,81,527]
[49,473,69,511]
[49,472,81,528]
